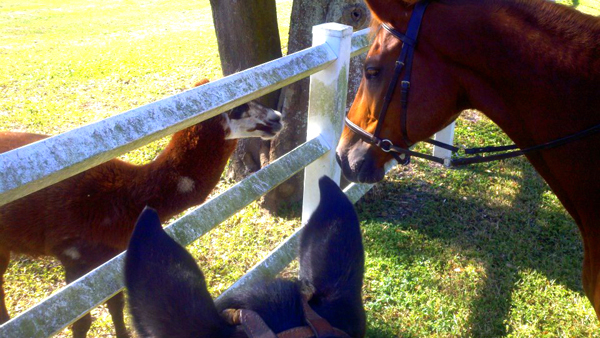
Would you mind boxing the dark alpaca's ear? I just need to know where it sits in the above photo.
[124,207,234,338]
[298,176,365,337]
[194,78,210,87]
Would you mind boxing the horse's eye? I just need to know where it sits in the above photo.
[365,67,380,79]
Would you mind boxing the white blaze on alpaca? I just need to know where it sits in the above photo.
[177,176,196,193]
[223,101,283,140]
[64,247,81,260]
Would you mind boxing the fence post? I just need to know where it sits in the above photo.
[302,23,353,223]
[432,122,456,159]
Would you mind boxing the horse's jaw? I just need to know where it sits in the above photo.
[336,141,386,183]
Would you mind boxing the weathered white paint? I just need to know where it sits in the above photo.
[350,28,370,57]
[433,122,456,161]
[0,43,336,208]
[0,28,374,338]
[301,23,353,223]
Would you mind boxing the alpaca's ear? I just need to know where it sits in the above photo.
[125,207,234,338]
[194,78,210,87]
[298,176,365,337]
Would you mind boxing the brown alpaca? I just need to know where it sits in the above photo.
[0,80,282,338]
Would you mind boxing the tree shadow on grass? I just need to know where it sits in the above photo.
[356,159,584,336]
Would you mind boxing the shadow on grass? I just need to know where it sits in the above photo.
[356,159,584,336]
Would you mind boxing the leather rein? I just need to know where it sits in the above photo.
[344,0,600,167]
[221,282,350,338]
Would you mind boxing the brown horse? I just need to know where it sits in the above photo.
[336,0,600,317]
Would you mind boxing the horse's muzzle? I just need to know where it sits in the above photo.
[336,141,386,183]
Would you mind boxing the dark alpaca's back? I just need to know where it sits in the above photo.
[125,176,365,338]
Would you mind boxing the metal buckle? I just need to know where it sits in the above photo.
[380,139,394,152]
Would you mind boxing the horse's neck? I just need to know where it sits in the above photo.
[437,1,600,222]
[137,116,237,218]
[439,0,600,145]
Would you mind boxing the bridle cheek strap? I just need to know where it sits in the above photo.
[376,2,430,149]
[345,0,431,166]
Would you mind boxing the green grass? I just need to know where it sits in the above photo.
[1,1,599,337]
[558,0,600,15]
[358,121,599,336]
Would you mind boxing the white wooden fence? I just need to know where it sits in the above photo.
[0,23,392,338]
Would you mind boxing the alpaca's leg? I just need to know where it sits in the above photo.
[59,244,114,338]
[63,262,93,338]
[58,242,128,338]
[106,291,129,338]
[0,249,10,323]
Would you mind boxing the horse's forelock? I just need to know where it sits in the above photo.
[367,0,422,39]
[369,17,381,40]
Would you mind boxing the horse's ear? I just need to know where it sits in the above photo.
[298,176,365,335]
[194,78,210,87]
[124,207,234,338]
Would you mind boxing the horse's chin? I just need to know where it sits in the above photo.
[336,144,386,184]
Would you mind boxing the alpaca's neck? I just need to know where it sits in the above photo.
[135,115,237,220]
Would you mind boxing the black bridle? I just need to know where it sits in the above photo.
[344,0,600,167]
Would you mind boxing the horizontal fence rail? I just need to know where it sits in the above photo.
[0,135,329,338]
[0,43,337,207]
[0,27,372,338]
[350,27,370,57]
[216,165,394,303]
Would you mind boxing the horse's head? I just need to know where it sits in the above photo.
[337,0,465,183]
[124,176,365,337]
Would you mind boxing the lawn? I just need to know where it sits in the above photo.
[1,0,599,337]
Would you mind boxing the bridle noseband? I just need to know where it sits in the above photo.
[344,0,600,167]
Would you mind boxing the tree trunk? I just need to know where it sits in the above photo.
[261,0,370,213]
[209,0,283,180]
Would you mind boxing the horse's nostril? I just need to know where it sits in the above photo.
[270,122,283,132]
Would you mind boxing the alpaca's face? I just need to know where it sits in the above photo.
[224,101,283,140]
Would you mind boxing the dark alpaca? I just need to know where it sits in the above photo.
[336,0,600,318]
[125,176,366,338]
[0,79,282,338]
